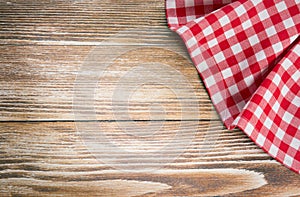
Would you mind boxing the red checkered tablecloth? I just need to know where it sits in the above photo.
[166,0,300,173]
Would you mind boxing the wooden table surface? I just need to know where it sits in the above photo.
[0,1,299,196]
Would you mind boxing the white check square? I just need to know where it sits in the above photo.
[186,37,197,48]
[224,29,235,39]
[214,52,226,63]
[231,43,243,55]
[290,138,300,150]
[167,1,176,8]
[203,26,213,36]
[219,15,230,26]
[257,133,266,146]
[258,9,269,21]
[254,106,263,118]
[264,90,273,102]
[283,18,294,29]
[276,1,287,12]
[283,111,293,124]
[208,38,218,48]
[229,84,239,95]
[283,154,293,167]
[266,26,277,37]
[276,128,285,140]
[244,74,254,86]
[185,0,194,7]
[264,117,273,130]
[269,144,279,157]
[238,59,249,71]
[281,84,289,97]
[273,101,280,113]
[249,34,260,46]
[221,68,233,79]
[255,50,266,61]
[212,92,223,104]
[168,17,179,24]
[242,20,251,30]
[244,123,254,136]
[272,42,283,54]
[235,5,247,17]
[205,76,216,88]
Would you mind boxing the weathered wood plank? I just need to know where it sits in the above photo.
[0,0,173,45]
[0,122,299,196]
[0,121,268,164]
[0,45,218,121]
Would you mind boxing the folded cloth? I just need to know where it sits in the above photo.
[166,0,300,173]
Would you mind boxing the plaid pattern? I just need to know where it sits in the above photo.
[237,40,300,173]
[166,0,237,30]
[166,0,300,173]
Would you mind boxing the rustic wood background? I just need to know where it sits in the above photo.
[0,0,299,196]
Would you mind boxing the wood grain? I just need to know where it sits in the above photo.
[1,122,300,197]
[0,45,215,121]
[0,0,172,45]
[0,0,299,196]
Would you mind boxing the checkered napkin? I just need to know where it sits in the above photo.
[166,0,300,173]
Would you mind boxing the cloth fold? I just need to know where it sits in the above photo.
[166,0,300,173]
